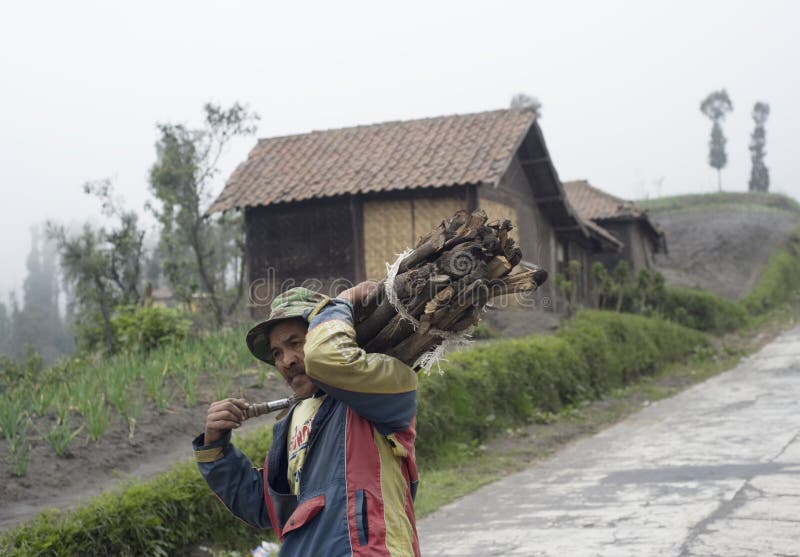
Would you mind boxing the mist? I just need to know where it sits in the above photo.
[1,0,798,298]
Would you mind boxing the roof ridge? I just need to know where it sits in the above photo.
[568,179,631,206]
[254,107,536,144]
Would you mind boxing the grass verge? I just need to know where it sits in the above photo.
[637,191,800,215]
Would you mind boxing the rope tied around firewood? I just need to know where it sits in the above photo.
[384,247,475,373]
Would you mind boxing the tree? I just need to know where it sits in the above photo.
[48,181,146,353]
[48,223,116,353]
[613,261,632,312]
[591,262,613,309]
[748,102,770,192]
[700,90,733,191]
[509,93,542,118]
[556,260,581,317]
[0,301,10,357]
[5,228,72,363]
[84,179,146,304]
[148,102,259,327]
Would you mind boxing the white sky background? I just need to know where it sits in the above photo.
[1,0,798,297]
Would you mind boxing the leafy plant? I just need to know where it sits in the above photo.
[141,360,173,414]
[29,382,58,418]
[112,305,191,353]
[79,395,111,442]
[9,435,31,477]
[40,407,83,456]
[177,362,200,408]
[0,393,27,441]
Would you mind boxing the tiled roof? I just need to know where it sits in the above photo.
[562,180,646,221]
[208,108,537,212]
[582,218,624,249]
[563,180,665,245]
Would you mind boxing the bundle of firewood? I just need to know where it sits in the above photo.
[351,209,548,368]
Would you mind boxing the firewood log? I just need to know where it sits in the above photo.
[351,209,548,368]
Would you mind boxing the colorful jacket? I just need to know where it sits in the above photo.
[194,299,420,556]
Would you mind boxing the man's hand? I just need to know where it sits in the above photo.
[204,398,249,445]
[338,281,379,305]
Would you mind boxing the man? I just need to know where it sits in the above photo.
[193,284,421,556]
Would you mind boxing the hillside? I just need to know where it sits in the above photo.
[640,192,800,300]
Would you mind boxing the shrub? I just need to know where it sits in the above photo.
[661,286,748,333]
[741,230,800,314]
[111,305,191,353]
[468,321,499,340]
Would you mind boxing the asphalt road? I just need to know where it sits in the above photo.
[418,326,800,556]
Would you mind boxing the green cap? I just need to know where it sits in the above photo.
[246,287,329,365]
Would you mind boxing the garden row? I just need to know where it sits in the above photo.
[0,314,257,477]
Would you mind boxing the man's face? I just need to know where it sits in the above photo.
[268,318,317,398]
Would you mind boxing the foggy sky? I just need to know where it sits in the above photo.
[1,0,798,298]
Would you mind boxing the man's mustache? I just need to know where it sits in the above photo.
[285,364,306,383]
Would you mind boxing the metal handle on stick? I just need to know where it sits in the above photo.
[243,396,296,420]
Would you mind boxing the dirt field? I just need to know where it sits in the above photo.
[0,372,291,530]
[651,206,798,299]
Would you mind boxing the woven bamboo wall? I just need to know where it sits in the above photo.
[362,196,468,281]
[363,199,414,280]
[412,197,468,242]
[479,197,524,308]
[479,198,519,240]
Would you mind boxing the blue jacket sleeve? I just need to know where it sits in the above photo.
[302,298,418,434]
[193,431,271,530]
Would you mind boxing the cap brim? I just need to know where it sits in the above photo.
[246,319,280,365]
[246,316,306,365]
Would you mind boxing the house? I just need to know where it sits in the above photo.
[209,108,622,315]
[563,180,666,275]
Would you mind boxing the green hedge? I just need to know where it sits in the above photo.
[416,311,706,460]
[661,286,748,334]
[741,230,800,314]
[0,311,706,556]
[0,429,274,556]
